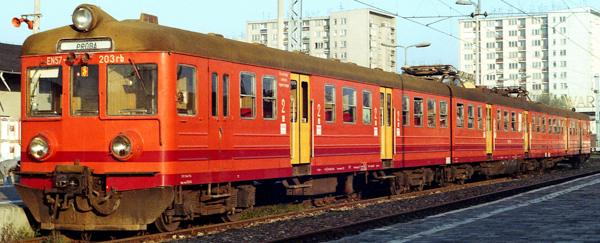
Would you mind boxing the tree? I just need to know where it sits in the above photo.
[536,93,569,109]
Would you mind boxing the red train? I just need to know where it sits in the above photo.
[16,5,590,232]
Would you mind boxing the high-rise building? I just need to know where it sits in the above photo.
[458,7,600,114]
[246,9,397,72]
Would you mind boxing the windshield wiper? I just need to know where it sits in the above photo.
[28,61,46,113]
[128,58,149,94]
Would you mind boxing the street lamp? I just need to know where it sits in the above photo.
[456,0,487,86]
[381,42,431,67]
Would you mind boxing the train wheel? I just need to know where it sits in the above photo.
[221,213,241,222]
[154,212,180,232]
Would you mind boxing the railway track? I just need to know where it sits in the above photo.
[15,164,597,243]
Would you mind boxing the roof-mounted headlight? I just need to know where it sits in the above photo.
[72,6,95,31]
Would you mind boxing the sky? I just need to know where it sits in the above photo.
[2,0,599,67]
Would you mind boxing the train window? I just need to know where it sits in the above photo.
[402,95,409,126]
[427,99,436,128]
[387,93,392,127]
[497,109,501,131]
[107,64,157,116]
[325,84,336,122]
[549,117,553,134]
[176,65,197,116]
[362,90,372,125]
[343,87,357,123]
[553,118,558,134]
[541,117,543,134]
[511,111,516,132]
[503,110,509,132]
[211,73,218,117]
[71,65,99,116]
[456,103,464,129]
[477,106,483,130]
[27,66,63,117]
[518,112,522,132]
[440,100,448,128]
[240,72,256,119]
[223,74,229,117]
[263,76,277,120]
[467,105,474,129]
[531,114,536,133]
[414,97,423,127]
[542,116,546,134]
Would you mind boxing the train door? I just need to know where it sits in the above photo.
[380,87,393,160]
[524,111,529,153]
[176,63,210,161]
[290,73,311,165]
[486,104,493,154]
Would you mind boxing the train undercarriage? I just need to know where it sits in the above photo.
[17,154,589,232]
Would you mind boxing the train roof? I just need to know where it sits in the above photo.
[21,4,587,121]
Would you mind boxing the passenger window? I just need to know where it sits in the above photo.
[263,75,277,119]
[537,115,541,133]
[532,114,536,133]
[342,87,357,123]
[413,97,423,127]
[497,109,501,131]
[71,65,99,116]
[542,116,546,134]
[107,64,157,116]
[477,106,483,130]
[440,100,448,128]
[504,110,509,132]
[402,95,409,126]
[467,105,474,129]
[427,99,436,128]
[518,112,522,132]
[223,74,229,117]
[553,118,557,134]
[27,66,62,117]
[211,73,218,117]
[240,72,256,119]
[325,84,336,122]
[176,65,196,116]
[362,90,372,125]
[457,103,464,129]
[511,111,516,132]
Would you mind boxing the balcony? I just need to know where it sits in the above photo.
[260,29,267,34]
[324,25,329,31]
[496,47,503,52]
[495,26,503,30]
[302,37,310,43]
[323,36,329,42]
[518,35,526,40]
[303,26,310,31]
[518,46,526,51]
[542,45,548,49]
[542,34,548,38]
[542,67,548,72]
[519,68,527,72]
[519,57,526,62]
[542,56,548,61]
[542,78,549,83]
[496,58,504,62]
[520,78,527,83]
[324,48,330,53]
[518,24,526,28]
[496,36,503,41]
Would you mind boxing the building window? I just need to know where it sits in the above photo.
[414,97,423,127]
[427,99,436,127]
[340,41,347,48]
[464,21,473,28]
[240,72,256,118]
[340,18,346,24]
[342,87,356,123]
[262,75,277,119]
[340,29,347,36]
[363,90,372,125]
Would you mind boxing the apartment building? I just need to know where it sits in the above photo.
[246,9,397,72]
[458,7,600,114]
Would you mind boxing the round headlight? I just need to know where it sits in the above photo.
[111,135,131,158]
[72,6,94,31]
[30,136,49,159]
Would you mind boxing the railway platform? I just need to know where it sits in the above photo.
[0,184,33,235]
[329,172,600,242]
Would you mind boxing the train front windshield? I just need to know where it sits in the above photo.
[25,62,158,118]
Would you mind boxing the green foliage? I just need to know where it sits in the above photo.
[0,223,35,241]
[536,93,569,109]
[41,230,71,243]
